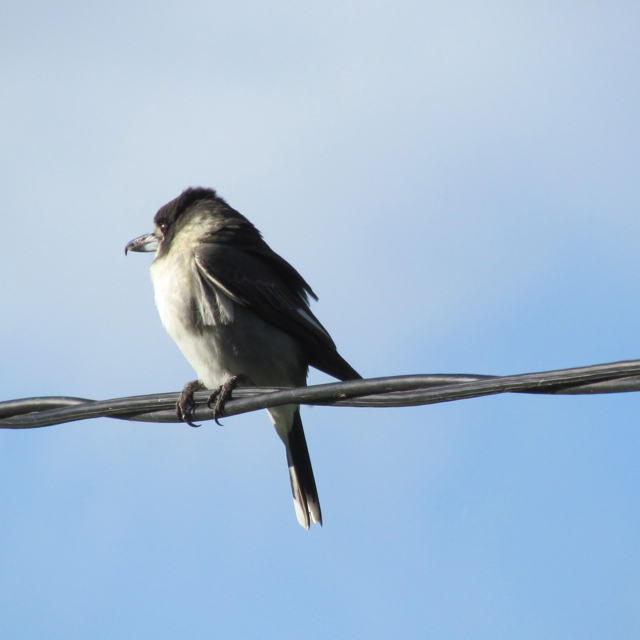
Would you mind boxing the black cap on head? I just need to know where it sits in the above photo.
[154,187,224,229]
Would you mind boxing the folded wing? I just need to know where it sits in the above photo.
[194,243,361,381]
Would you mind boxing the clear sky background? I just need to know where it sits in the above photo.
[1,1,640,638]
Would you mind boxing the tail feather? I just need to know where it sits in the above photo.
[267,404,322,529]
[286,408,322,529]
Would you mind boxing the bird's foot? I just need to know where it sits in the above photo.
[177,379,206,427]
[206,376,241,425]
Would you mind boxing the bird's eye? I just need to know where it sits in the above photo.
[160,223,168,233]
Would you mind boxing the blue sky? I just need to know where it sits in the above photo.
[1,1,640,637]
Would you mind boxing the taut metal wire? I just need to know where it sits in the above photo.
[2,359,640,430]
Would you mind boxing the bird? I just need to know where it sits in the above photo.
[125,187,361,529]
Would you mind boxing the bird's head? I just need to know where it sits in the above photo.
[125,187,260,258]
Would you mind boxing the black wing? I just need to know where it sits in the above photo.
[194,243,361,381]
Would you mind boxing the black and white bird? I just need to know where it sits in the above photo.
[125,187,361,529]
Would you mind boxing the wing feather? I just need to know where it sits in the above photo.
[194,243,360,381]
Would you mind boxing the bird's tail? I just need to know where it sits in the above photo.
[267,405,322,529]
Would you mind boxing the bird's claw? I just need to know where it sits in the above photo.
[206,376,241,425]
[176,379,205,427]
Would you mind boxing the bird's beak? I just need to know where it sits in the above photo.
[125,231,160,255]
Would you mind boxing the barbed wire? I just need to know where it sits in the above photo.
[1,359,640,430]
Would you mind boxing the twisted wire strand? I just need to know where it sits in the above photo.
[1,359,640,429]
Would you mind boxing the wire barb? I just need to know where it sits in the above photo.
[1,359,640,429]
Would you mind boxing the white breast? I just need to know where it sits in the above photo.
[150,250,233,388]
